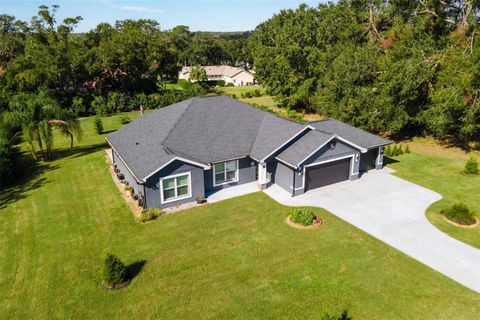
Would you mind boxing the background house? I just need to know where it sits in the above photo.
[179,65,255,86]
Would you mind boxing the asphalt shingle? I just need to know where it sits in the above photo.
[310,119,392,149]
[275,130,333,166]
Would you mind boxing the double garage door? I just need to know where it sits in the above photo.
[305,158,351,191]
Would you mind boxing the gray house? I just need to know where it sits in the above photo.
[106,96,391,209]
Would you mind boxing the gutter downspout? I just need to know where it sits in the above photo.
[142,183,147,209]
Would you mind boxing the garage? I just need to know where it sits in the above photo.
[305,157,351,191]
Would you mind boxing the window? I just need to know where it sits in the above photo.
[160,172,191,203]
[214,160,238,186]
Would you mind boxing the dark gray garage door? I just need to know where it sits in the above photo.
[306,158,350,191]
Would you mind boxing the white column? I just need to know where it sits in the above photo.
[376,146,384,169]
[258,162,268,188]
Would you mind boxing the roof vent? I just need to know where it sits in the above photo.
[135,142,139,145]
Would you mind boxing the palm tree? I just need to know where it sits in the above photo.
[4,92,82,160]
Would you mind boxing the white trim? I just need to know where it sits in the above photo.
[301,154,358,190]
[106,139,142,183]
[296,134,336,167]
[275,157,297,169]
[213,159,239,187]
[160,172,192,204]
[143,157,210,182]
[289,186,304,190]
[259,126,312,162]
[376,146,383,165]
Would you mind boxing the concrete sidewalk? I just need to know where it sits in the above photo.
[264,169,480,293]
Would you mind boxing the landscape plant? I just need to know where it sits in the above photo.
[94,117,103,135]
[464,157,479,175]
[102,253,127,287]
[290,208,316,226]
[441,203,477,226]
[137,208,162,223]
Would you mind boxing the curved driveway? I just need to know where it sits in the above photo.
[264,168,480,293]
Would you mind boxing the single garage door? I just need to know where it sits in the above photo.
[306,158,351,191]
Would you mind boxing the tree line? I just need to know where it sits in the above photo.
[0,5,251,185]
[1,1,479,187]
[250,0,479,146]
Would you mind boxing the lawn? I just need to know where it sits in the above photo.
[387,138,480,249]
[1,115,479,319]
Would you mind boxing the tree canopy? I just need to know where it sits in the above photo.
[249,0,480,145]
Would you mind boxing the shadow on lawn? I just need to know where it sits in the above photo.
[0,143,107,209]
[383,156,399,165]
[126,260,147,281]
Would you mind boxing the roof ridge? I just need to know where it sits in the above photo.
[160,97,197,154]
[249,112,270,156]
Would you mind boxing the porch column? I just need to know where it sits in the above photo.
[258,162,268,190]
[376,146,384,169]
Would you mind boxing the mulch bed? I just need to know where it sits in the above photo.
[285,216,323,229]
[443,216,479,229]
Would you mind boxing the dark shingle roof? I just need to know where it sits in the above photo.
[107,96,306,181]
[250,113,306,161]
[107,97,391,182]
[310,119,392,149]
[275,130,333,167]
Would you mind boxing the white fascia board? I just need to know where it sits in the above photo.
[260,126,311,162]
[142,157,210,182]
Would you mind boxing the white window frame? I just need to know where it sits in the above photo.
[160,172,192,204]
[213,160,239,187]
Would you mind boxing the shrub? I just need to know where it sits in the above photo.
[119,116,131,125]
[177,79,190,89]
[102,253,127,286]
[92,95,108,116]
[384,146,391,157]
[405,144,411,154]
[216,80,225,87]
[226,82,235,87]
[137,208,162,223]
[290,208,316,226]
[252,89,262,97]
[441,203,477,225]
[464,157,479,175]
[398,145,404,155]
[285,109,305,122]
[94,117,103,134]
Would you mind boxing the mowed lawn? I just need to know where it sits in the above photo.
[1,115,480,319]
[387,139,480,249]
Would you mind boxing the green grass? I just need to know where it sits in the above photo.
[387,152,480,248]
[1,115,480,319]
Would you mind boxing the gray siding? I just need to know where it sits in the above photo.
[205,157,256,192]
[113,150,143,196]
[274,161,304,195]
[302,138,360,180]
[144,160,205,209]
[360,148,379,172]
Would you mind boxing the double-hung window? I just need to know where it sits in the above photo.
[161,172,191,203]
[214,160,238,186]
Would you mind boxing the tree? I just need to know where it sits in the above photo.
[102,253,127,286]
[189,65,207,83]
[4,92,81,160]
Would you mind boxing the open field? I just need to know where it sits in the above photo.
[1,114,479,319]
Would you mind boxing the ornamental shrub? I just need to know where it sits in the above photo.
[137,208,162,223]
[384,146,391,157]
[464,157,479,175]
[398,145,404,155]
[405,144,411,153]
[441,203,476,225]
[102,253,127,286]
[290,208,316,226]
[119,116,131,125]
[94,117,103,135]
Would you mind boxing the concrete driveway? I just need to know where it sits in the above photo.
[264,168,480,293]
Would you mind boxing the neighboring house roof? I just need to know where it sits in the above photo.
[275,130,333,167]
[180,65,253,78]
[310,119,392,150]
[107,96,304,181]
